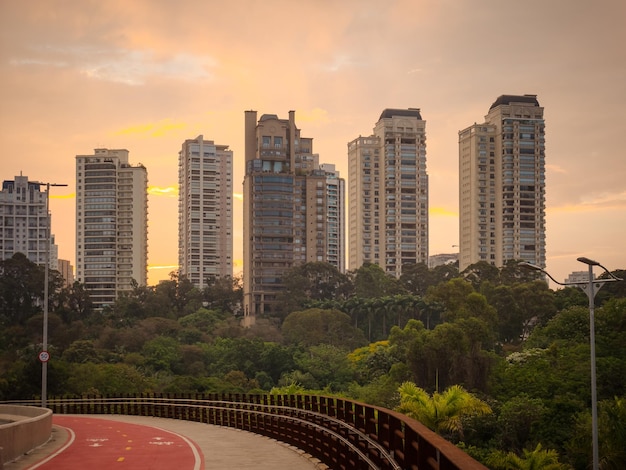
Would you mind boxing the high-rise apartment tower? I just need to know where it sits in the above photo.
[458,94,546,271]
[178,135,233,288]
[0,175,59,269]
[76,149,148,309]
[348,109,429,277]
[243,111,345,324]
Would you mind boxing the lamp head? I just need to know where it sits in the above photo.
[577,257,600,266]
[518,261,543,272]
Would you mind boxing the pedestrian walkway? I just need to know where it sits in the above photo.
[5,415,326,470]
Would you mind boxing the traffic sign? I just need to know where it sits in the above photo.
[38,350,50,363]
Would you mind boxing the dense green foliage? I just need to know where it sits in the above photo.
[1,254,625,469]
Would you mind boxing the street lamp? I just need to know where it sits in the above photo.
[519,260,623,470]
[38,182,68,408]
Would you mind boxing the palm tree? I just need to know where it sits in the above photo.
[486,443,569,470]
[396,382,492,441]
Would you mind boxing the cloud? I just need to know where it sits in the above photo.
[319,54,361,72]
[548,190,626,213]
[114,119,187,137]
[12,44,216,85]
[546,163,567,174]
[297,108,331,126]
[50,193,75,199]
[148,185,178,197]
[148,264,179,270]
[233,193,243,201]
[430,207,458,217]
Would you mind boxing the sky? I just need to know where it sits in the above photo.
[1,0,625,287]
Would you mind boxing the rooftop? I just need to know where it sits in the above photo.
[489,94,539,110]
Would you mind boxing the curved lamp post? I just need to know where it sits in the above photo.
[36,181,68,408]
[519,259,623,470]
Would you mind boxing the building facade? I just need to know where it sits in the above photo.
[320,163,345,273]
[565,271,595,284]
[76,149,148,309]
[178,135,233,288]
[243,111,345,324]
[0,175,59,268]
[57,258,74,287]
[348,109,429,277]
[458,94,546,271]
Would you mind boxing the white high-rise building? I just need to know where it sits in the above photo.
[320,163,345,274]
[458,94,546,271]
[76,149,147,310]
[178,135,233,288]
[0,175,58,268]
[348,109,429,277]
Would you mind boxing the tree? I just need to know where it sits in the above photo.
[66,362,153,395]
[429,262,460,286]
[495,394,546,453]
[513,281,557,335]
[486,284,525,344]
[61,339,104,363]
[397,382,492,441]
[399,262,431,296]
[277,262,353,316]
[486,443,569,470]
[553,286,587,311]
[179,307,225,336]
[0,253,45,325]
[204,274,243,315]
[281,308,366,350]
[353,263,404,299]
[294,344,357,391]
[594,268,626,307]
[55,281,94,323]
[151,272,203,318]
[499,259,543,285]
[567,396,626,470]
[461,261,500,289]
[426,278,474,315]
[141,336,182,373]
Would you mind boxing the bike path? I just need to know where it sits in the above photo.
[5,414,324,470]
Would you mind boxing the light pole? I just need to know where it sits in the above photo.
[519,259,623,470]
[39,182,68,408]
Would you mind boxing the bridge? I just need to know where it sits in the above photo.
[2,393,487,469]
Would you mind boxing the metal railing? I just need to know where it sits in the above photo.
[5,394,487,470]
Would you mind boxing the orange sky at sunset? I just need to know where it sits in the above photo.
[1,0,625,286]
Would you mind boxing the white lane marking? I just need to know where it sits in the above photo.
[147,425,202,470]
[28,425,76,469]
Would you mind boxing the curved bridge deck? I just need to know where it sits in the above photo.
[3,394,487,470]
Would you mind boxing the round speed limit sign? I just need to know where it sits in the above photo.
[38,350,50,363]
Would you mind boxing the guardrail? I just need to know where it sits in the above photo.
[0,405,53,466]
[5,394,487,470]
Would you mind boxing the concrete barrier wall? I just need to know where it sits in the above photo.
[0,405,52,466]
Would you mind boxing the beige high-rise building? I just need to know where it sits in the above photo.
[243,111,345,325]
[76,149,147,310]
[458,94,546,271]
[178,136,233,288]
[348,109,429,277]
[57,258,74,287]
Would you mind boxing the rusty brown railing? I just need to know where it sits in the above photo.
[6,394,487,470]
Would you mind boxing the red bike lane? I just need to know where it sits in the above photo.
[28,415,203,470]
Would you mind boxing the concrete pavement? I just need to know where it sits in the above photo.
[5,415,327,470]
